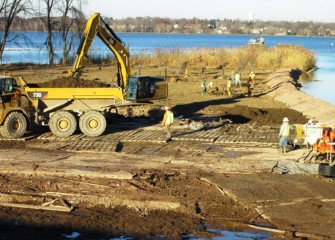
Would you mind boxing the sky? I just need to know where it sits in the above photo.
[83,0,335,22]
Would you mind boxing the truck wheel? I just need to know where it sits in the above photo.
[0,112,27,139]
[79,111,106,137]
[49,111,77,137]
[318,163,335,177]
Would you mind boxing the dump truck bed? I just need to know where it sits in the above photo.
[24,87,125,112]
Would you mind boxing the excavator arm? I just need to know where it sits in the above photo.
[69,13,131,89]
[69,13,168,102]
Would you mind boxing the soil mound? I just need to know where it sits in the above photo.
[266,69,335,124]
[205,105,307,125]
[37,76,106,88]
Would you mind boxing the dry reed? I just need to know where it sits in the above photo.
[130,44,316,72]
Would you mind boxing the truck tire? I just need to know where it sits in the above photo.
[318,163,335,177]
[79,111,106,137]
[49,111,77,137]
[0,112,27,139]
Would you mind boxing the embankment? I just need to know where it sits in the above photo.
[265,68,335,124]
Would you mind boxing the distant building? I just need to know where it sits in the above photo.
[208,20,216,29]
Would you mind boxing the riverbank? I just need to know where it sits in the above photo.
[266,68,335,124]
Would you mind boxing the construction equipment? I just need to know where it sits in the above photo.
[311,125,335,155]
[305,122,335,177]
[302,121,323,147]
[69,12,167,102]
[0,13,168,139]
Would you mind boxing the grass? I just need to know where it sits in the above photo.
[3,44,316,76]
[130,45,316,73]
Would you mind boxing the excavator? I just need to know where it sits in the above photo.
[0,13,167,139]
[68,12,167,102]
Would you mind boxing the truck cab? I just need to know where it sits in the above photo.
[0,76,35,139]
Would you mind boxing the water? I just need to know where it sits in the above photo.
[1,32,335,104]
[0,219,272,239]
[60,228,270,239]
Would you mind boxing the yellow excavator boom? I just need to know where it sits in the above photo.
[69,13,131,89]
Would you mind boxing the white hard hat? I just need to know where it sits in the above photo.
[165,106,170,110]
[283,117,289,122]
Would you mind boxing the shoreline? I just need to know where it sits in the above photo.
[265,68,335,124]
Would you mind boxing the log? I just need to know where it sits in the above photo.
[0,202,72,212]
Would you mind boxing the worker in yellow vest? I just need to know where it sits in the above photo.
[279,117,291,153]
[249,71,256,85]
[162,106,174,142]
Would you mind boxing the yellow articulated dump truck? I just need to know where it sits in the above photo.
[0,13,168,139]
[0,74,167,139]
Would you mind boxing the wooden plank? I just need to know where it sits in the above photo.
[134,130,154,141]
[89,141,101,151]
[101,141,111,152]
[201,131,217,142]
[71,140,84,151]
[188,131,202,140]
[76,140,87,150]
[122,130,143,141]
[143,131,164,142]
[67,141,80,150]
[194,130,209,140]
[214,135,226,143]
[129,130,145,140]
[229,135,239,142]
[83,141,95,150]
[0,202,72,212]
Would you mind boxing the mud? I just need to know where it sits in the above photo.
[0,65,334,239]
[36,76,106,88]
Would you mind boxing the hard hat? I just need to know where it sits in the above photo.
[283,117,289,122]
[165,106,170,110]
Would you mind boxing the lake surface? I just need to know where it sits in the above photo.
[1,32,335,104]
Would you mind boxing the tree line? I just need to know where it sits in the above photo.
[1,0,335,65]
[106,17,335,36]
[0,0,85,65]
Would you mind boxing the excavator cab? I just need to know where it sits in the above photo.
[125,76,168,102]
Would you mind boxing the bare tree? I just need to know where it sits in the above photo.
[58,0,85,64]
[39,0,59,65]
[0,0,31,63]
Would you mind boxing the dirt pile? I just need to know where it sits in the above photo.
[203,105,307,125]
[37,76,107,88]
